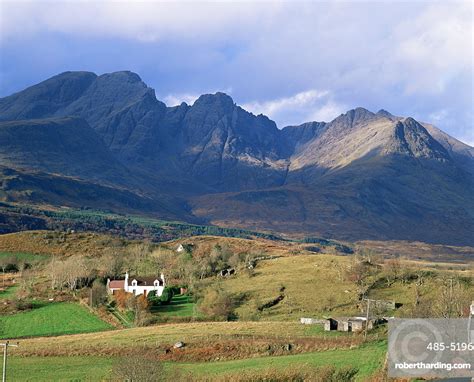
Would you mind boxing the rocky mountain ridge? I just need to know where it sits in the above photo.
[0,71,473,245]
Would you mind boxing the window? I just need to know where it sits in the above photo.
[132,289,136,295]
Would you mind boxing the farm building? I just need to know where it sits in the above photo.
[107,272,165,297]
[324,317,376,332]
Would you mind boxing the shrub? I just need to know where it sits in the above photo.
[114,289,133,309]
[147,290,160,306]
[14,299,33,311]
[160,287,174,304]
[197,286,236,321]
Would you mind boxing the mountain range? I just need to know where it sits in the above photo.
[0,71,473,245]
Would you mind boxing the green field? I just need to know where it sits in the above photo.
[8,356,114,381]
[0,302,113,339]
[182,340,386,381]
[151,294,197,318]
[7,341,385,381]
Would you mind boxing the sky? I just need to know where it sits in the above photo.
[0,0,473,145]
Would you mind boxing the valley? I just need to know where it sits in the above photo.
[0,228,472,381]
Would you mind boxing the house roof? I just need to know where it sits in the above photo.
[109,280,125,289]
[129,276,163,286]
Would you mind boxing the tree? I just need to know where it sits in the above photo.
[49,256,95,291]
[0,257,7,288]
[129,294,152,326]
[435,276,471,318]
[20,268,36,294]
[160,287,174,304]
[129,243,151,274]
[90,279,107,307]
[383,258,401,285]
[102,252,124,278]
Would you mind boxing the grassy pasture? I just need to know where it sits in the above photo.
[7,340,385,381]
[14,321,361,357]
[219,254,358,320]
[216,254,472,320]
[7,356,114,381]
[151,294,197,318]
[180,340,386,381]
[0,302,113,339]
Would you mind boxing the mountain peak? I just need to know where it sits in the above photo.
[193,92,235,109]
[331,107,376,129]
[340,107,375,119]
[98,70,144,84]
[376,109,393,118]
[389,118,450,160]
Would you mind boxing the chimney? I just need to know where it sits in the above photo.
[160,272,165,285]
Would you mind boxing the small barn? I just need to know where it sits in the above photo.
[324,318,338,331]
[324,317,375,332]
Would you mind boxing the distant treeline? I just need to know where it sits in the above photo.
[299,237,353,254]
[0,202,284,243]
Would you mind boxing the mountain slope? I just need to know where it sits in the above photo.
[0,71,473,245]
[192,108,474,245]
[0,117,129,184]
[0,71,97,120]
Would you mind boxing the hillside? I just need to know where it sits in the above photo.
[1,71,473,245]
[1,230,472,380]
[0,117,129,184]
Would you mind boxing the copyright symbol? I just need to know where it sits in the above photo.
[389,319,444,376]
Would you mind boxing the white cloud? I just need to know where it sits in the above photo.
[243,90,346,127]
[162,86,233,107]
[163,93,200,107]
[0,1,278,42]
[308,101,346,123]
[0,1,471,142]
[428,109,450,124]
[243,90,327,116]
[388,2,472,95]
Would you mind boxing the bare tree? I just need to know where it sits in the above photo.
[435,276,470,318]
[103,252,124,278]
[383,258,401,285]
[126,294,152,326]
[50,256,94,291]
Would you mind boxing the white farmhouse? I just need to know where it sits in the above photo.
[107,272,165,297]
